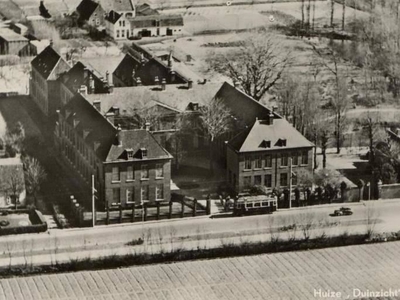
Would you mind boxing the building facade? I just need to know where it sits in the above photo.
[30,46,71,116]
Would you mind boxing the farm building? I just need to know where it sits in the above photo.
[0,28,28,55]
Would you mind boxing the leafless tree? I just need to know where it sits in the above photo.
[365,202,379,239]
[1,165,25,209]
[208,31,291,101]
[296,169,314,200]
[199,98,232,171]
[23,156,47,207]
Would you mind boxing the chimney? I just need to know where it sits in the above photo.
[116,125,122,146]
[93,100,101,111]
[79,85,88,95]
[83,67,89,79]
[233,81,239,88]
[49,39,53,47]
[168,51,173,67]
[161,78,166,90]
[268,113,274,125]
[145,122,150,131]
[106,111,115,125]
[272,106,278,112]
[141,53,145,66]
[154,76,159,85]
[113,106,120,116]
[131,69,136,85]
[187,80,193,89]
[136,77,142,86]
[170,70,176,83]
[88,74,94,94]
[72,113,79,128]
[105,71,110,85]
[108,83,114,94]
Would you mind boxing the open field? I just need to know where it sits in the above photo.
[1,240,400,299]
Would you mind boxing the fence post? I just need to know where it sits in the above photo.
[144,202,148,221]
[193,198,197,217]
[156,201,160,220]
[106,205,110,225]
[169,201,173,219]
[206,199,211,215]
[119,204,123,223]
[131,204,135,223]
[181,199,185,218]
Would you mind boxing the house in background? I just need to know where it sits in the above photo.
[75,0,106,28]
[0,156,26,208]
[30,45,71,116]
[0,28,29,55]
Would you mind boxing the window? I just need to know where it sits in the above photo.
[122,20,126,27]
[156,164,163,178]
[141,165,149,179]
[281,153,288,167]
[254,155,262,169]
[302,151,309,165]
[116,30,120,38]
[243,176,251,187]
[264,174,272,188]
[264,155,272,168]
[141,186,149,201]
[113,188,120,203]
[112,166,120,182]
[254,175,262,186]
[127,166,134,180]
[244,156,252,170]
[95,18,100,26]
[156,184,164,200]
[126,188,134,203]
[280,173,288,187]
[292,152,298,165]
[121,30,125,37]
[127,149,133,159]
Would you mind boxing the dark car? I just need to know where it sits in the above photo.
[332,207,353,216]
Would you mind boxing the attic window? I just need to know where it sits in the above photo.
[260,140,271,148]
[191,102,199,111]
[140,148,147,159]
[126,148,133,159]
[276,138,287,147]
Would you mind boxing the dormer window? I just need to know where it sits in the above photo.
[191,102,199,111]
[140,148,147,159]
[126,148,133,159]
[260,140,271,148]
[276,138,287,147]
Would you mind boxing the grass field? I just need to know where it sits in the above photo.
[1,240,400,299]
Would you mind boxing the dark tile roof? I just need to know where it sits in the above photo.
[105,10,122,24]
[76,0,99,21]
[31,46,64,79]
[99,0,134,12]
[58,61,109,94]
[129,14,183,28]
[61,93,117,161]
[215,82,281,126]
[106,129,172,162]
[136,3,159,16]
[228,119,314,153]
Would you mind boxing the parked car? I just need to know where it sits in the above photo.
[331,207,353,217]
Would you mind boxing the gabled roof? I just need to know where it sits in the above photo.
[228,119,314,153]
[106,129,172,162]
[0,28,28,42]
[214,82,281,126]
[129,14,183,28]
[31,46,67,79]
[61,94,117,161]
[99,0,134,12]
[105,10,122,24]
[136,3,159,16]
[76,0,99,21]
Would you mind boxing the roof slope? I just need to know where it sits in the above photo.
[0,28,28,42]
[76,0,99,21]
[229,119,314,153]
[215,82,281,126]
[136,3,159,16]
[106,129,172,162]
[99,0,134,12]
[61,94,117,161]
[31,46,64,79]
[130,14,183,28]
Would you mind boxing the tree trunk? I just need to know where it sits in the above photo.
[312,0,316,31]
[301,0,305,29]
[209,137,214,174]
[336,112,341,154]
[313,134,318,170]
[307,0,311,32]
[342,0,346,31]
[330,0,335,30]
[322,147,327,168]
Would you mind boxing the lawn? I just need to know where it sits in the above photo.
[0,213,31,227]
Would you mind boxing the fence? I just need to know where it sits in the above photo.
[69,195,211,227]
[0,209,47,236]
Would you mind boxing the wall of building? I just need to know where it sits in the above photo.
[104,159,171,207]
[30,68,48,115]
[88,5,106,28]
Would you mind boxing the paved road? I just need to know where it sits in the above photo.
[1,241,400,300]
[0,199,400,267]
